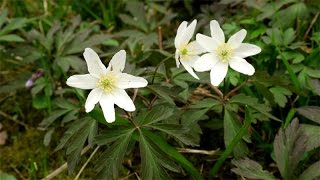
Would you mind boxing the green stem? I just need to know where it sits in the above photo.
[283,108,296,128]
[209,106,253,179]
[151,54,174,84]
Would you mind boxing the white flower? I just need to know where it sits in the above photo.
[194,20,261,86]
[175,20,205,79]
[66,48,148,123]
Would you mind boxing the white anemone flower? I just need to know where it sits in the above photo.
[175,20,204,79]
[66,48,148,123]
[194,20,261,86]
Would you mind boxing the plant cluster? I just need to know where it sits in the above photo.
[0,0,320,179]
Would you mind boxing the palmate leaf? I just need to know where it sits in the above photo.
[137,105,200,146]
[300,124,320,151]
[55,117,97,174]
[94,125,135,145]
[139,129,180,180]
[139,129,203,180]
[231,158,276,180]
[95,129,134,179]
[274,118,307,179]
[147,85,176,105]
[137,105,174,125]
[298,160,320,180]
[0,18,28,35]
[269,86,292,107]
[229,93,280,121]
[296,106,320,124]
[149,123,199,146]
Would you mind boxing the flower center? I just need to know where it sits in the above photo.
[181,48,188,55]
[216,43,233,62]
[96,73,117,93]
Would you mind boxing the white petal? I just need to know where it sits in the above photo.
[83,48,108,78]
[175,50,180,68]
[99,94,115,123]
[112,89,135,112]
[196,33,219,52]
[234,43,261,58]
[66,74,98,89]
[229,57,255,75]
[193,53,218,72]
[186,41,206,55]
[85,88,103,112]
[227,29,247,49]
[180,60,199,79]
[210,61,228,86]
[174,21,188,48]
[108,50,126,72]
[116,73,148,89]
[210,20,225,43]
[178,19,197,47]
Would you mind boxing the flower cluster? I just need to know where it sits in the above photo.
[66,20,261,123]
[175,20,261,86]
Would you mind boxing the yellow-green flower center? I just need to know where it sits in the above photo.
[181,48,188,55]
[97,73,117,93]
[216,43,233,62]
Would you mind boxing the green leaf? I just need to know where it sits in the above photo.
[0,34,24,42]
[224,108,249,158]
[298,160,320,180]
[147,85,175,105]
[32,95,49,109]
[55,117,94,151]
[210,106,253,178]
[229,94,280,121]
[309,79,320,96]
[283,28,295,46]
[54,98,78,110]
[137,105,173,125]
[95,130,134,179]
[0,18,28,35]
[0,8,8,29]
[94,125,135,145]
[43,128,55,146]
[296,106,320,124]
[149,123,199,146]
[39,109,70,127]
[231,158,276,180]
[139,129,180,179]
[274,118,307,179]
[55,117,97,174]
[189,98,222,109]
[306,67,320,78]
[300,124,320,151]
[65,34,110,55]
[270,86,292,107]
[253,82,275,106]
[141,129,203,180]
[0,171,17,180]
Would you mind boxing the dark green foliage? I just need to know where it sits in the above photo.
[232,158,276,180]
[1,0,320,179]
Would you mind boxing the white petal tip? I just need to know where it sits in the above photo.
[84,48,93,52]
[125,107,136,112]
[106,119,115,123]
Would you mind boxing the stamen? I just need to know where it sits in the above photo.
[216,43,233,62]
[97,73,117,93]
[181,48,188,55]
